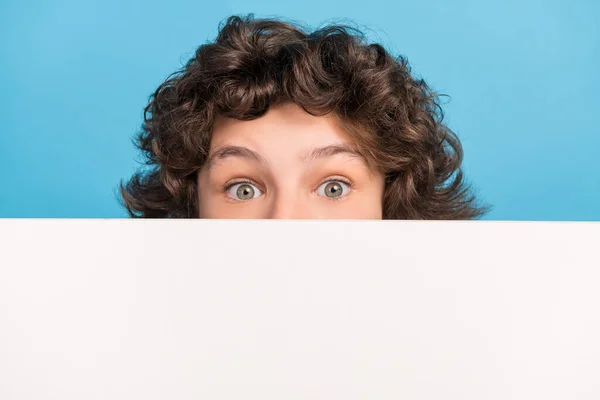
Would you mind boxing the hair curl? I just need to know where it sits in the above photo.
[120,14,490,219]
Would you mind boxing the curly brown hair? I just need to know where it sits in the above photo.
[121,14,490,219]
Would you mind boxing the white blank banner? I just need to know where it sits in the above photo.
[0,220,599,400]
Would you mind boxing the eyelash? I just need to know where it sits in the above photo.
[223,179,262,192]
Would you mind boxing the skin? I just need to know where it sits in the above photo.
[196,103,385,219]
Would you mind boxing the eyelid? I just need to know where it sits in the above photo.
[316,175,353,187]
[223,178,263,191]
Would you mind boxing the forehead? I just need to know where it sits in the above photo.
[210,103,354,151]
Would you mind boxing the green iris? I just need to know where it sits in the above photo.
[324,182,343,198]
[236,184,255,200]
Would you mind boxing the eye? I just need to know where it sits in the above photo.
[226,182,263,201]
[316,180,351,199]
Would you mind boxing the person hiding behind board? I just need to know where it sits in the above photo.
[120,14,490,219]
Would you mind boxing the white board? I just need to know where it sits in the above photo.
[1,220,599,399]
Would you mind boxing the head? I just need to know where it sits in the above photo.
[121,14,490,219]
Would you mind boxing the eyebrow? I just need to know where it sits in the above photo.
[300,144,364,163]
[204,143,365,172]
[204,145,267,172]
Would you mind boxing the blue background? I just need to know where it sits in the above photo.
[1,0,598,219]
